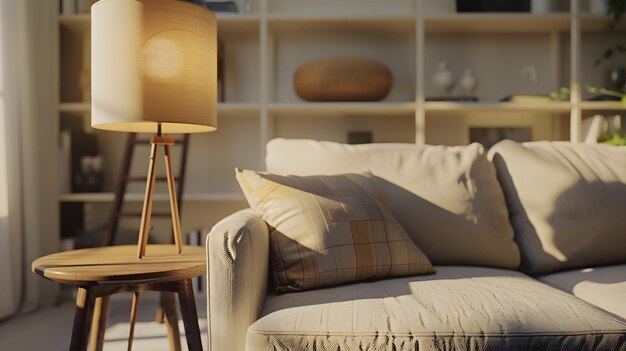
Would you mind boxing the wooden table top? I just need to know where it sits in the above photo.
[32,245,206,285]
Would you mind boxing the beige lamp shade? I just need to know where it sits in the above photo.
[91,0,217,133]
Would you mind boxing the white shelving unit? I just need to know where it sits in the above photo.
[58,192,244,203]
[424,101,572,113]
[55,0,626,241]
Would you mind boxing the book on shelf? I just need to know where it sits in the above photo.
[61,0,75,15]
[58,129,72,194]
[218,40,225,102]
[500,95,552,104]
[60,114,99,193]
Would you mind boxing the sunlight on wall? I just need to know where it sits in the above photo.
[0,9,6,219]
[0,100,7,219]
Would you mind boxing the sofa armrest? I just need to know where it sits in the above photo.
[206,209,269,351]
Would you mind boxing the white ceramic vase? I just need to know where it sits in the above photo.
[459,69,478,95]
[590,0,607,14]
[531,0,551,14]
[433,62,454,94]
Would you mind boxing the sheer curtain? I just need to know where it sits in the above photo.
[0,0,58,320]
[0,0,23,320]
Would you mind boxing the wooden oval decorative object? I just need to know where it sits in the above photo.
[294,58,392,102]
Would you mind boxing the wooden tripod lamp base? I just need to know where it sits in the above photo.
[137,134,183,259]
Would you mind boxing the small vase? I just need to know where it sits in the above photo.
[531,0,551,14]
[459,69,478,95]
[589,0,607,14]
[433,62,454,94]
[609,67,626,92]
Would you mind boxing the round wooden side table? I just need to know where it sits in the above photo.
[32,244,205,351]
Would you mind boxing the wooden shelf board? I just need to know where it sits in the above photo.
[267,15,415,33]
[268,102,416,116]
[581,15,626,32]
[59,102,90,113]
[61,12,620,34]
[425,14,571,33]
[58,14,90,32]
[218,103,260,117]
[58,192,245,203]
[580,101,626,110]
[61,101,577,116]
[267,14,415,21]
[216,13,261,20]
[425,101,572,113]
[59,102,260,116]
[60,13,260,33]
[216,14,260,33]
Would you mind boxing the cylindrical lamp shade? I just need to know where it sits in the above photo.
[92,0,217,133]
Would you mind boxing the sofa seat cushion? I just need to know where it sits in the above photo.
[266,138,519,269]
[541,264,626,320]
[246,266,626,351]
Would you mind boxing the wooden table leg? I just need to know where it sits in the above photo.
[163,292,182,351]
[127,292,140,351]
[89,295,111,351]
[71,286,96,351]
[177,279,203,351]
[155,293,165,324]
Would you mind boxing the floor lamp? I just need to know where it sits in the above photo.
[92,0,217,258]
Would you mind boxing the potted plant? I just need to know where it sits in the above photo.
[595,0,625,64]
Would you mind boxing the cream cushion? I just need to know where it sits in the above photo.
[246,266,626,350]
[489,140,626,275]
[265,138,519,269]
[541,264,626,320]
[236,169,435,291]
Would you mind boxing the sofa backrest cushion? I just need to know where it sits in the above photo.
[236,169,436,292]
[266,138,520,269]
[489,140,626,275]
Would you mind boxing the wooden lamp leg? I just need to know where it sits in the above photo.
[164,144,183,253]
[137,141,159,259]
[127,292,140,351]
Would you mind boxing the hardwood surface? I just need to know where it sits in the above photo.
[32,245,206,351]
[176,279,203,351]
[89,296,111,351]
[71,287,96,350]
[162,292,183,351]
[61,279,202,351]
[32,245,205,284]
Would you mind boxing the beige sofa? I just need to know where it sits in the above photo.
[206,139,626,351]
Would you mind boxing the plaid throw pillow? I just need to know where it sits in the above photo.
[236,169,435,292]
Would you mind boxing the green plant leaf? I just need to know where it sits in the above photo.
[595,0,625,65]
